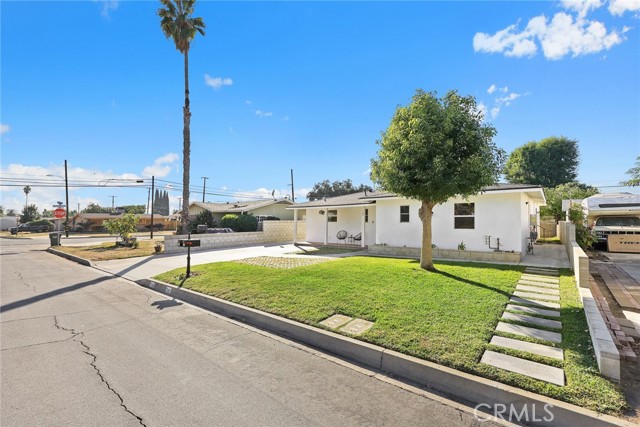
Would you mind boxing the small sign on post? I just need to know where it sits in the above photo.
[178,234,201,278]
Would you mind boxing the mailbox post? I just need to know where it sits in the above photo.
[178,233,201,278]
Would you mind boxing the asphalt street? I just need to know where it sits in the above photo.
[0,236,496,427]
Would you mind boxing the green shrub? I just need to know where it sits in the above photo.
[190,210,217,232]
[220,213,258,232]
[568,205,597,250]
[104,213,138,242]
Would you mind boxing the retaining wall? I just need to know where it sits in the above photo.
[558,221,620,381]
[164,220,306,254]
[368,245,521,263]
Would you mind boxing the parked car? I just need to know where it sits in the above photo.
[591,216,640,244]
[10,223,52,234]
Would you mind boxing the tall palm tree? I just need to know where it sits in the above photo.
[158,0,206,234]
[23,186,31,209]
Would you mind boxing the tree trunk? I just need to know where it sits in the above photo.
[181,49,191,235]
[418,200,436,271]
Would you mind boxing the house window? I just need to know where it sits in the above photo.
[454,203,475,229]
[365,208,369,223]
[400,205,410,223]
[328,210,338,222]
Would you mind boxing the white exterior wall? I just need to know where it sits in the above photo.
[376,193,527,253]
[305,207,365,244]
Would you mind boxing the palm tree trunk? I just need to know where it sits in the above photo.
[181,49,191,234]
[418,200,436,271]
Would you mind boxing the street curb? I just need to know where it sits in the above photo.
[46,247,95,267]
[135,277,630,427]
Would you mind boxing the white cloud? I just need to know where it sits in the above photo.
[473,6,627,60]
[496,92,522,106]
[609,0,640,15]
[487,84,497,94]
[476,102,488,119]
[0,124,9,135]
[363,168,372,176]
[204,74,233,90]
[255,110,273,118]
[95,1,119,19]
[490,107,501,119]
[142,153,179,178]
[283,116,290,122]
[245,100,253,105]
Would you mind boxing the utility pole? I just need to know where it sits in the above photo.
[147,187,151,214]
[109,195,117,211]
[201,176,208,203]
[290,169,295,202]
[150,176,155,239]
[77,203,81,213]
[64,160,69,237]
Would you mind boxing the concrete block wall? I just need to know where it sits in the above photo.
[263,220,306,243]
[368,245,521,263]
[558,221,589,288]
[164,221,305,254]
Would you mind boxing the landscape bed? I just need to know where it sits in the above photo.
[154,256,626,414]
[55,239,164,261]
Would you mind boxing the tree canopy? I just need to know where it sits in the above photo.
[307,179,372,201]
[371,89,503,270]
[620,156,640,187]
[504,136,579,187]
[83,203,111,213]
[20,204,41,223]
[540,182,599,221]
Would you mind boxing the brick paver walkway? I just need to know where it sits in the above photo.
[234,256,331,269]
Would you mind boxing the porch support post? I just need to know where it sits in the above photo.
[324,209,328,245]
[292,209,298,244]
[361,207,366,248]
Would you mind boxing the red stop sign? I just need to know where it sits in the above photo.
[54,208,66,219]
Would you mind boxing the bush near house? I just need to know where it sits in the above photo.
[190,210,217,233]
[220,213,258,232]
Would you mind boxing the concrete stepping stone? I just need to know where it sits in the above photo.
[496,322,562,343]
[502,312,562,329]
[510,297,560,309]
[319,314,352,329]
[515,285,560,296]
[521,274,559,284]
[513,291,560,302]
[525,268,559,276]
[481,350,565,386]
[506,304,560,318]
[490,336,564,360]
[518,279,559,288]
[339,318,374,335]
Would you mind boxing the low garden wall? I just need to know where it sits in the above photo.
[164,220,306,254]
[558,220,620,381]
[368,245,521,263]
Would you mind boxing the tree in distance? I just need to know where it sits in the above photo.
[504,136,579,187]
[307,179,372,201]
[541,182,599,221]
[371,89,504,271]
[20,204,41,223]
[620,156,640,187]
[158,0,206,234]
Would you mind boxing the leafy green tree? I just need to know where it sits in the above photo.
[20,204,41,223]
[158,0,206,234]
[6,209,17,216]
[82,203,111,213]
[0,205,4,216]
[504,136,579,187]
[371,89,503,271]
[568,205,597,250]
[541,182,599,221]
[123,205,146,214]
[307,179,372,201]
[220,213,258,232]
[104,213,139,243]
[620,156,640,187]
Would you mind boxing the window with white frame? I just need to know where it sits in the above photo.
[454,203,475,229]
[327,210,338,222]
[400,205,410,223]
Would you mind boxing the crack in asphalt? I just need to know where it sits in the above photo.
[53,315,147,426]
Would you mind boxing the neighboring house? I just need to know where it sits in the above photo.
[189,199,295,224]
[71,213,178,232]
[289,184,546,258]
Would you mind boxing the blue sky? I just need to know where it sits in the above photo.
[1,0,639,213]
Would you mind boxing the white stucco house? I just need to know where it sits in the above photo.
[289,184,546,259]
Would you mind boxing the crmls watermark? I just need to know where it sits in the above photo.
[474,403,555,423]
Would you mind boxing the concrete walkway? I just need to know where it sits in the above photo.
[481,267,566,386]
[94,243,366,282]
[520,244,571,269]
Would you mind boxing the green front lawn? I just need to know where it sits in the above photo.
[154,256,625,414]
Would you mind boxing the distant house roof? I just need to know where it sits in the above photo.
[289,183,545,209]
[190,199,294,214]
[73,213,174,220]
